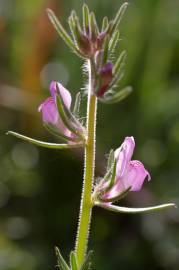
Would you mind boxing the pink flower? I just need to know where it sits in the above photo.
[38,81,73,139]
[103,137,151,201]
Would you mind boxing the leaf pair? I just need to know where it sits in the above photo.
[55,247,93,270]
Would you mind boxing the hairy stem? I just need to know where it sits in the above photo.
[75,59,97,267]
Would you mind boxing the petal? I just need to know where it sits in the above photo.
[38,97,70,137]
[50,81,71,109]
[115,136,135,177]
[121,160,150,191]
[38,97,59,125]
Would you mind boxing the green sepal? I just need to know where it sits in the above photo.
[102,16,108,32]
[73,92,81,118]
[68,11,82,45]
[113,50,126,75]
[47,9,81,58]
[56,94,78,135]
[82,4,90,35]
[6,131,83,149]
[107,149,114,171]
[101,86,132,104]
[109,30,120,53]
[70,251,78,270]
[110,2,128,35]
[108,158,117,189]
[55,246,70,270]
[90,12,99,41]
[55,85,85,139]
[101,187,131,203]
[43,123,82,143]
[102,35,110,64]
[80,250,93,270]
[98,159,117,197]
[95,202,176,214]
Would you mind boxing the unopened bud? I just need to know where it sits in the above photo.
[97,62,113,97]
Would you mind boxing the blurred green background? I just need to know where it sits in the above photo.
[0,0,179,269]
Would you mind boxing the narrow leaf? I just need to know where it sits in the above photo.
[69,11,84,48]
[110,2,128,34]
[113,50,126,75]
[102,16,108,32]
[7,131,83,149]
[95,202,176,214]
[90,12,99,40]
[73,92,81,118]
[55,247,70,270]
[47,9,81,57]
[82,4,90,35]
[70,251,78,270]
[101,87,132,104]
[80,251,93,270]
[109,30,120,53]
[68,13,79,46]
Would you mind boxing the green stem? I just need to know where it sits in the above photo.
[75,59,97,267]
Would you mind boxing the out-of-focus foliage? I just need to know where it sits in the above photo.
[0,0,179,269]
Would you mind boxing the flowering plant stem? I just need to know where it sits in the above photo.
[75,59,97,267]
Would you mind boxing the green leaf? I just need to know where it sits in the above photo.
[70,251,78,270]
[107,149,114,171]
[110,2,128,34]
[80,251,93,270]
[95,202,176,214]
[82,4,90,35]
[68,11,83,48]
[113,50,126,75]
[73,92,81,118]
[90,12,99,40]
[101,16,108,32]
[55,247,70,270]
[109,30,120,53]
[47,9,81,58]
[6,131,83,149]
[101,87,132,104]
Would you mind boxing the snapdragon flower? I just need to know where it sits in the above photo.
[94,137,150,203]
[38,81,85,143]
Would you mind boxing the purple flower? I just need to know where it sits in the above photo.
[103,137,151,201]
[38,81,73,138]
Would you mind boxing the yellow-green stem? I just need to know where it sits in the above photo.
[75,59,97,267]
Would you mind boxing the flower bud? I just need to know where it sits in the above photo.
[96,62,113,97]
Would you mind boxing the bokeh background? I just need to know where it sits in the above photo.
[0,0,179,269]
